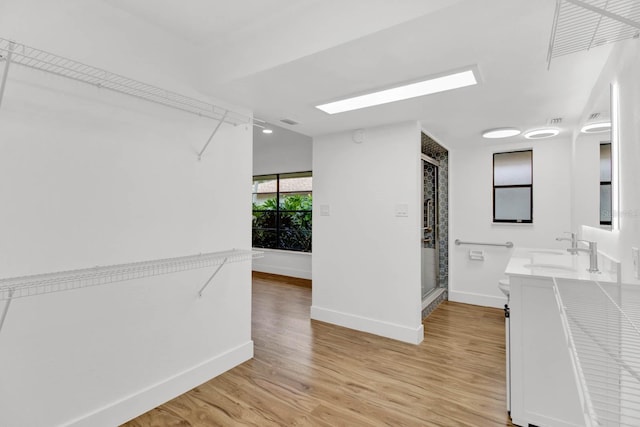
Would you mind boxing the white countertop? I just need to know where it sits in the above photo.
[505,247,619,283]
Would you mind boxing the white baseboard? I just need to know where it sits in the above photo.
[512,411,584,427]
[251,249,312,280]
[252,264,311,280]
[448,290,506,309]
[310,306,424,345]
[65,341,254,427]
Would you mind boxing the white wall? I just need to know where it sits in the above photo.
[573,39,640,284]
[0,0,204,101]
[252,124,313,279]
[0,2,253,426]
[253,124,312,175]
[449,138,573,308]
[311,121,423,344]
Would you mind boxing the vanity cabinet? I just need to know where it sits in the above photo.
[504,248,619,427]
[507,274,584,427]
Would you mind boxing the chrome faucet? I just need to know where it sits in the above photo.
[571,240,600,273]
[556,232,578,253]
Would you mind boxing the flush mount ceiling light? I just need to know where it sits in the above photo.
[482,128,521,139]
[315,69,478,114]
[253,117,274,134]
[580,122,611,133]
[524,128,560,139]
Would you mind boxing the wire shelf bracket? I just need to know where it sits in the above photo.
[0,41,14,109]
[0,289,15,335]
[198,257,228,297]
[0,37,252,159]
[198,111,228,161]
[0,249,263,335]
[547,0,640,69]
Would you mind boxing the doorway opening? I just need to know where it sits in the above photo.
[421,132,449,318]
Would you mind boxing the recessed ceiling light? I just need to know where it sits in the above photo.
[315,69,478,114]
[262,129,273,134]
[482,128,521,139]
[580,122,611,133]
[524,128,560,139]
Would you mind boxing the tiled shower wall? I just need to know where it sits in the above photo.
[422,133,449,290]
[423,162,436,250]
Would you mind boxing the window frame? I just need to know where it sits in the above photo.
[492,149,533,224]
[252,171,312,252]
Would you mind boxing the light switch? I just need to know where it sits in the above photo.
[395,204,409,217]
[320,204,330,216]
[632,247,640,279]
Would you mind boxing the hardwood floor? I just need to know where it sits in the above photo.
[124,275,513,426]
[251,271,312,288]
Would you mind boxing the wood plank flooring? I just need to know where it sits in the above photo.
[251,271,312,288]
[124,275,513,426]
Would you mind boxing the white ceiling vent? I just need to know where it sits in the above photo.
[588,112,601,120]
[280,118,299,125]
[548,0,640,68]
[548,117,563,125]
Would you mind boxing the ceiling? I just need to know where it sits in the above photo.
[101,0,615,149]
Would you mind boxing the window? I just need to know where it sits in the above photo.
[252,172,312,252]
[493,150,533,223]
[600,143,612,225]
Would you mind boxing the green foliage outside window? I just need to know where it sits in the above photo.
[252,184,312,252]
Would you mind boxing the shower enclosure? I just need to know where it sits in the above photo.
[420,132,449,317]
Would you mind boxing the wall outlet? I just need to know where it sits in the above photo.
[320,204,330,216]
[632,247,640,279]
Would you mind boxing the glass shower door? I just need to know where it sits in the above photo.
[422,160,438,300]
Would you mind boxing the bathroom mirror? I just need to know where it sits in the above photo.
[573,83,619,231]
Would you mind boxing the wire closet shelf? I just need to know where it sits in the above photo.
[0,249,261,302]
[553,278,640,427]
[548,0,640,68]
[0,37,250,126]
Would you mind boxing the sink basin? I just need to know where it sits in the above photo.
[522,263,576,272]
[527,250,565,256]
